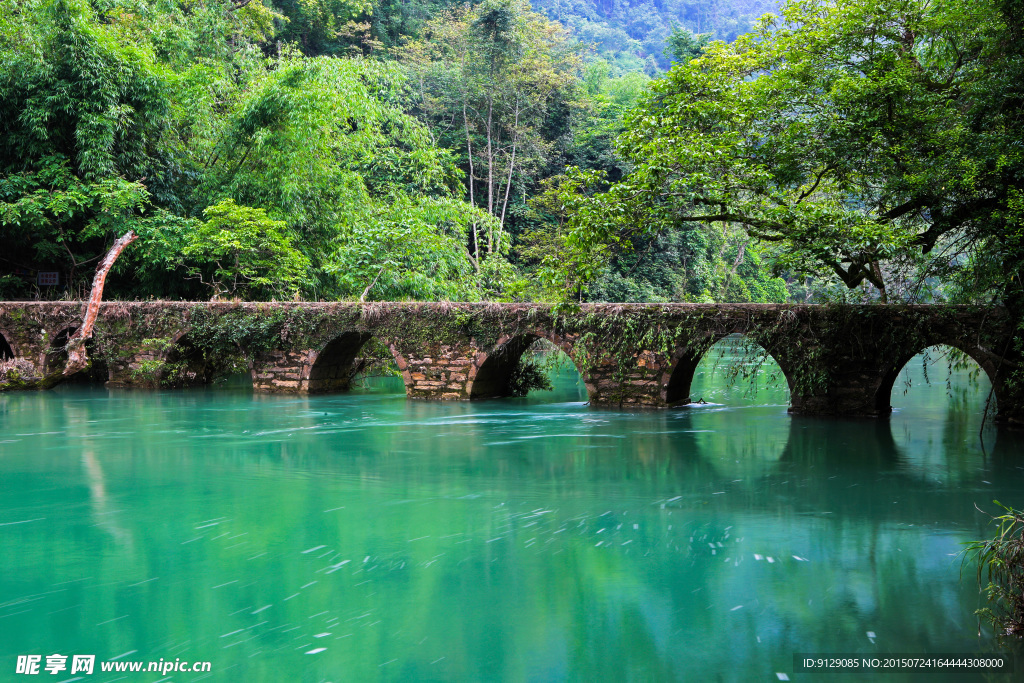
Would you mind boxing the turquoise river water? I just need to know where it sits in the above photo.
[1,342,1022,682]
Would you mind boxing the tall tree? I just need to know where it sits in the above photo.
[398,0,583,268]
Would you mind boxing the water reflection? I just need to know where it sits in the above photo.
[0,346,1020,681]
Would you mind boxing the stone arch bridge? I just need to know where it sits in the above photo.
[0,301,1019,425]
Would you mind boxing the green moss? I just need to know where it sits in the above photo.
[0,302,1017,420]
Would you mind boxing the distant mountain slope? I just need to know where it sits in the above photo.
[533,0,780,72]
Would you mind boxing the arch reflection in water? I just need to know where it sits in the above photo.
[889,344,994,416]
[888,344,997,485]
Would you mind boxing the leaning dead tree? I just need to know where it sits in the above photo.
[62,231,137,377]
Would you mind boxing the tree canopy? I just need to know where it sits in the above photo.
[543,0,1024,306]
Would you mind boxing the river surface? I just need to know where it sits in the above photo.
[1,343,1022,681]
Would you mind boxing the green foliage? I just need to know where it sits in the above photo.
[0,155,150,295]
[964,502,1024,638]
[568,63,648,184]
[398,0,584,265]
[324,196,487,301]
[5,0,1017,316]
[0,0,169,294]
[193,55,490,299]
[198,56,457,219]
[1,0,518,302]
[181,199,310,299]
[664,25,710,63]
[0,0,171,182]
[274,0,374,54]
[540,0,1024,308]
[507,354,553,395]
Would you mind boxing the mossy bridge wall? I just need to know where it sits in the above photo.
[0,301,1019,424]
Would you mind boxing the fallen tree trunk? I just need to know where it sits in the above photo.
[62,230,138,377]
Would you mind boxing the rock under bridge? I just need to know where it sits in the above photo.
[0,301,1020,425]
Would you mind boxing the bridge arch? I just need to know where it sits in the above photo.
[0,330,15,360]
[663,333,795,406]
[45,326,78,374]
[160,332,220,387]
[44,325,108,383]
[876,343,1000,415]
[306,330,375,393]
[469,332,586,400]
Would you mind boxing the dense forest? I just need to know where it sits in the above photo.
[0,0,1021,315]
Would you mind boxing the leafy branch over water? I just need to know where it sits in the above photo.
[964,502,1024,638]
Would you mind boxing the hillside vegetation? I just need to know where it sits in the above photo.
[0,0,1020,317]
